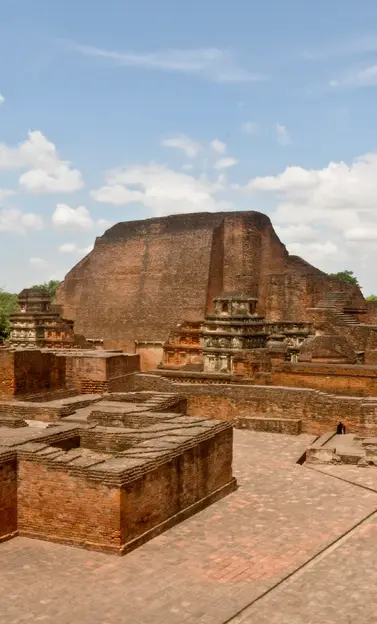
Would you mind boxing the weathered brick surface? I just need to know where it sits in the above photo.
[120,430,234,548]
[57,211,360,350]
[65,352,139,394]
[178,382,377,435]
[0,395,100,422]
[3,431,377,624]
[0,350,66,399]
[136,343,164,371]
[0,392,235,555]
[271,362,377,396]
[238,416,302,435]
[0,453,17,542]
[18,461,122,552]
[0,351,14,398]
[15,426,234,554]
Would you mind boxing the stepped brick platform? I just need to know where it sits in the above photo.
[306,432,377,466]
[0,391,236,554]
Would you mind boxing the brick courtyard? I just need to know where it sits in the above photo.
[2,430,377,624]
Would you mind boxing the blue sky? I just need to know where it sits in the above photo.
[2,0,377,293]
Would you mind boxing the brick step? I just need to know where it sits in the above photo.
[237,416,302,435]
[333,313,359,325]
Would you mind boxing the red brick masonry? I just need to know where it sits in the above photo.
[0,392,236,554]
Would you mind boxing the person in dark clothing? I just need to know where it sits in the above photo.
[336,422,346,434]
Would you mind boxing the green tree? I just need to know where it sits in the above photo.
[328,270,360,287]
[366,294,377,302]
[0,289,18,340]
[31,280,60,302]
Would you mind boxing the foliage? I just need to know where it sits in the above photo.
[0,279,60,341]
[366,294,377,302]
[31,280,60,302]
[328,270,360,287]
[0,289,18,340]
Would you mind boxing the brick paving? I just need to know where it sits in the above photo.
[310,462,377,492]
[236,512,377,624]
[2,430,377,624]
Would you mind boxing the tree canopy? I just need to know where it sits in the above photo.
[0,280,60,341]
[0,289,18,340]
[328,270,360,287]
[366,294,377,302]
[30,280,60,302]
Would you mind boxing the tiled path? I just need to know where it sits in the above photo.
[2,431,377,624]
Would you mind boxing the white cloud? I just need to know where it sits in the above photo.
[52,204,93,230]
[59,242,93,254]
[182,164,194,171]
[242,121,258,135]
[29,257,48,267]
[91,163,231,215]
[210,139,227,154]
[246,153,377,217]
[303,36,377,61]
[0,189,16,202]
[287,241,345,270]
[344,227,377,242]
[66,41,264,84]
[213,157,238,170]
[52,204,108,231]
[0,94,4,106]
[0,208,44,234]
[162,134,202,158]
[20,164,83,193]
[274,224,318,243]
[330,63,377,89]
[276,124,291,145]
[244,150,377,262]
[0,131,84,193]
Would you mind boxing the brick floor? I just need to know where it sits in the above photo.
[236,512,377,624]
[2,430,377,624]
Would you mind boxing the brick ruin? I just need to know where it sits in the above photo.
[4,209,377,555]
[56,211,366,352]
[8,287,98,350]
[48,211,377,438]
[0,356,236,553]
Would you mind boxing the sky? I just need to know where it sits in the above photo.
[2,0,377,294]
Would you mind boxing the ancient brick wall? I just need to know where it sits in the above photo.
[58,211,358,351]
[18,461,122,552]
[14,350,66,396]
[238,416,301,435]
[16,426,234,554]
[178,382,377,435]
[0,350,66,398]
[270,363,377,396]
[366,301,377,325]
[65,353,139,394]
[120,429,233,546]
[0,351,14,398]
[135,343,164,371]
[0,453,17,543]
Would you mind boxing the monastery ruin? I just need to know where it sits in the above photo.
[2,210,377,556]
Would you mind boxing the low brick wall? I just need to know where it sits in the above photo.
[119,429,234,551]
[175,382,377,436]
[238,416,302,435]
[0,452,17,543]
[0,396,101,422]
[15,426,235,554]
[271,362,377,397]
[18,461,122,552]
[65,353,140,395]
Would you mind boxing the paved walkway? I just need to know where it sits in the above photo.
[2,431,377,624]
